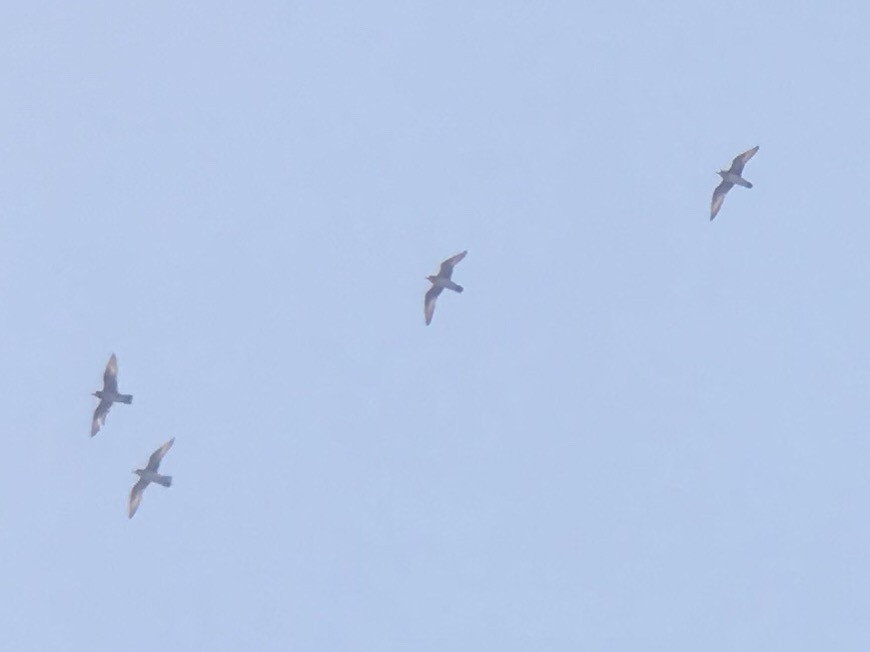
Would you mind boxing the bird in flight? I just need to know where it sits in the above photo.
[424,250,467,325]
[91,354,133,437]
[129,438,174,519]
[711,145,759,221]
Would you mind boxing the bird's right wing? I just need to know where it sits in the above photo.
[711,180,733,221]
[91,400,111,437]
[146,438,175,472]
[129,478,148,518]
[424,286,443,325]
[103,354,119,393]
[729,145,759,175]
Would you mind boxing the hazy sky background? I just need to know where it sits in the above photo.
[2,2,870,650]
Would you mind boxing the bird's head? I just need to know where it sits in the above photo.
[133,469,143,477]
[426,275,437,283]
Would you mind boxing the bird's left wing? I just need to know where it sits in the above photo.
[103,354,119,393]
[729,145,759,175]
[438,250,467,279]
[146,438,175,472]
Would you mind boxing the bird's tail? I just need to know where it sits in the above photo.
[735,178,753,189]
[447,282,463,293]
[118,394,133,404]
[154,475,172,487]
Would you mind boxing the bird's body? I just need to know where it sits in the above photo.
[718,171,753,188]
[94,389,133,403]
[134,470,172,486]
[428,276,463,292]
[424,251,467,325]
[711,146,759,220]
[91,354,133,437]
[129,438,174,518]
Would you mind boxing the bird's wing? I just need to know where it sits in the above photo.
[711,180,734,220]
[424,286,443,325]
[438,250,467,280]
[129,478,148,518]
[103,354,118,393]
[729,145,759,175]
[91,400,111,437]
[146,438,175,472]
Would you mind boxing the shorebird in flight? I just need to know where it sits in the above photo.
[91,354,133,437]
[424,250,467,325]
[129,438,174,519]
[711,145,759,221]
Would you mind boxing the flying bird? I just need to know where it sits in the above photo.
[91,353,133,437]
[424,250,467,325]
[711,145,759,221]
[129,438,174,519]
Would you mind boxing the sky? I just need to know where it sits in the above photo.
[2,2,870,650]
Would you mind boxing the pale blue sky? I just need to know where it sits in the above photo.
[2,2,870,650]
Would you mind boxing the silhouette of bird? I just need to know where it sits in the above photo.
[91,354,133,437]
[129,438,174,519]
[711,145,759,221]
[424,251,467,325]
